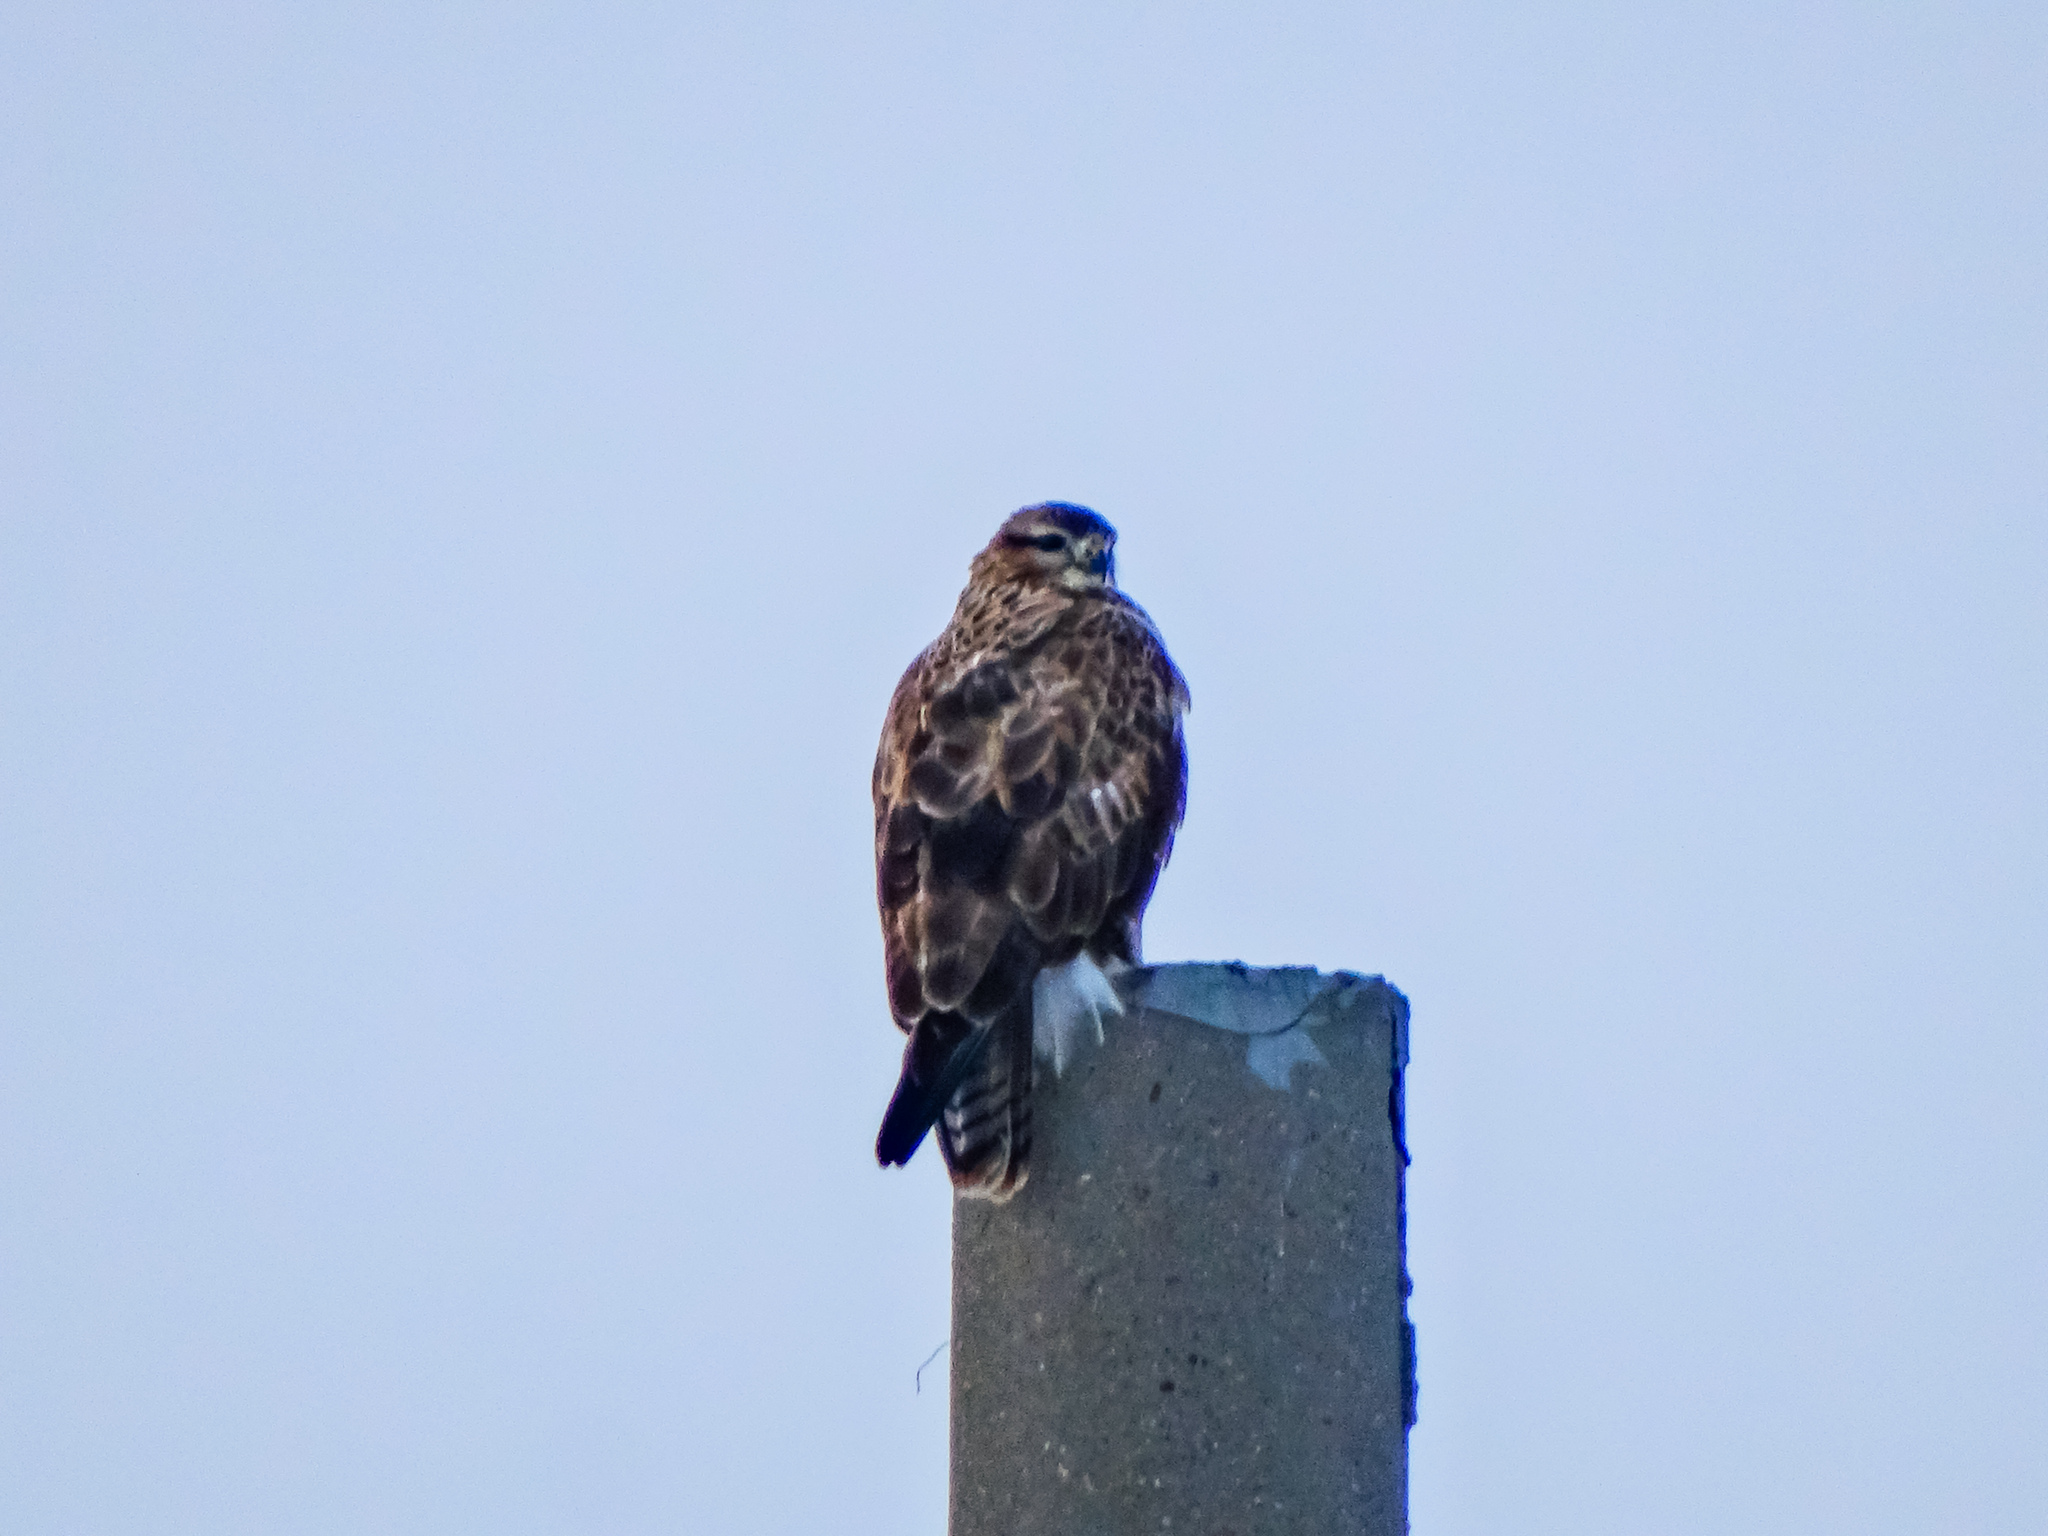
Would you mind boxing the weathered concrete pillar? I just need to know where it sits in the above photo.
[950,963,1414,1536]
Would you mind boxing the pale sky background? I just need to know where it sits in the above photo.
[4,6,2044,1533]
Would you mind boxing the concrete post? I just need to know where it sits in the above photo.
[950,963,1414,1536]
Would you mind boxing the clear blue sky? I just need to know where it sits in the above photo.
[4,6,2043,1532]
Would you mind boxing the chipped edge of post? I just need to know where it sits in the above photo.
[1118,962,1409,1091]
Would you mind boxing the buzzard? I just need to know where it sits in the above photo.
[873,503,1189,1200]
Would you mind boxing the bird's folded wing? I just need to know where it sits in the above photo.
[874,602,1186,1027]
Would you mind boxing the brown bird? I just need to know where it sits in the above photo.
[873,503,1189,1200]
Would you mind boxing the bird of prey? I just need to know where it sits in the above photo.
[873,503,1189,1201]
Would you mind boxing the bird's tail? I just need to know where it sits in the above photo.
[875,1009,987,1170]
[935,991,1033,1202]
[874,994,1034,1203]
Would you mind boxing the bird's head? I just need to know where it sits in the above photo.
[972,503,1118,593]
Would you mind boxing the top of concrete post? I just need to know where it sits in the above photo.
[950,961,1414,1536]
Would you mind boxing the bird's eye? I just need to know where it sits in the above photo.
[1027,533,1067,553]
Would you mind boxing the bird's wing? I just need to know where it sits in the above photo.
[874,597,1187,1029]
[999,599,1187,955]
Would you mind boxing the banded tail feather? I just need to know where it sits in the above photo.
[936,991,1034,1200]
[874,992,1035,1201]
[874,1009,987,1169]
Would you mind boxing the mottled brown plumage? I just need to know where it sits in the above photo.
[873,503,1189,1200]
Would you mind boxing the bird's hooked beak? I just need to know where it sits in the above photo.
[1079,536,1113,581]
